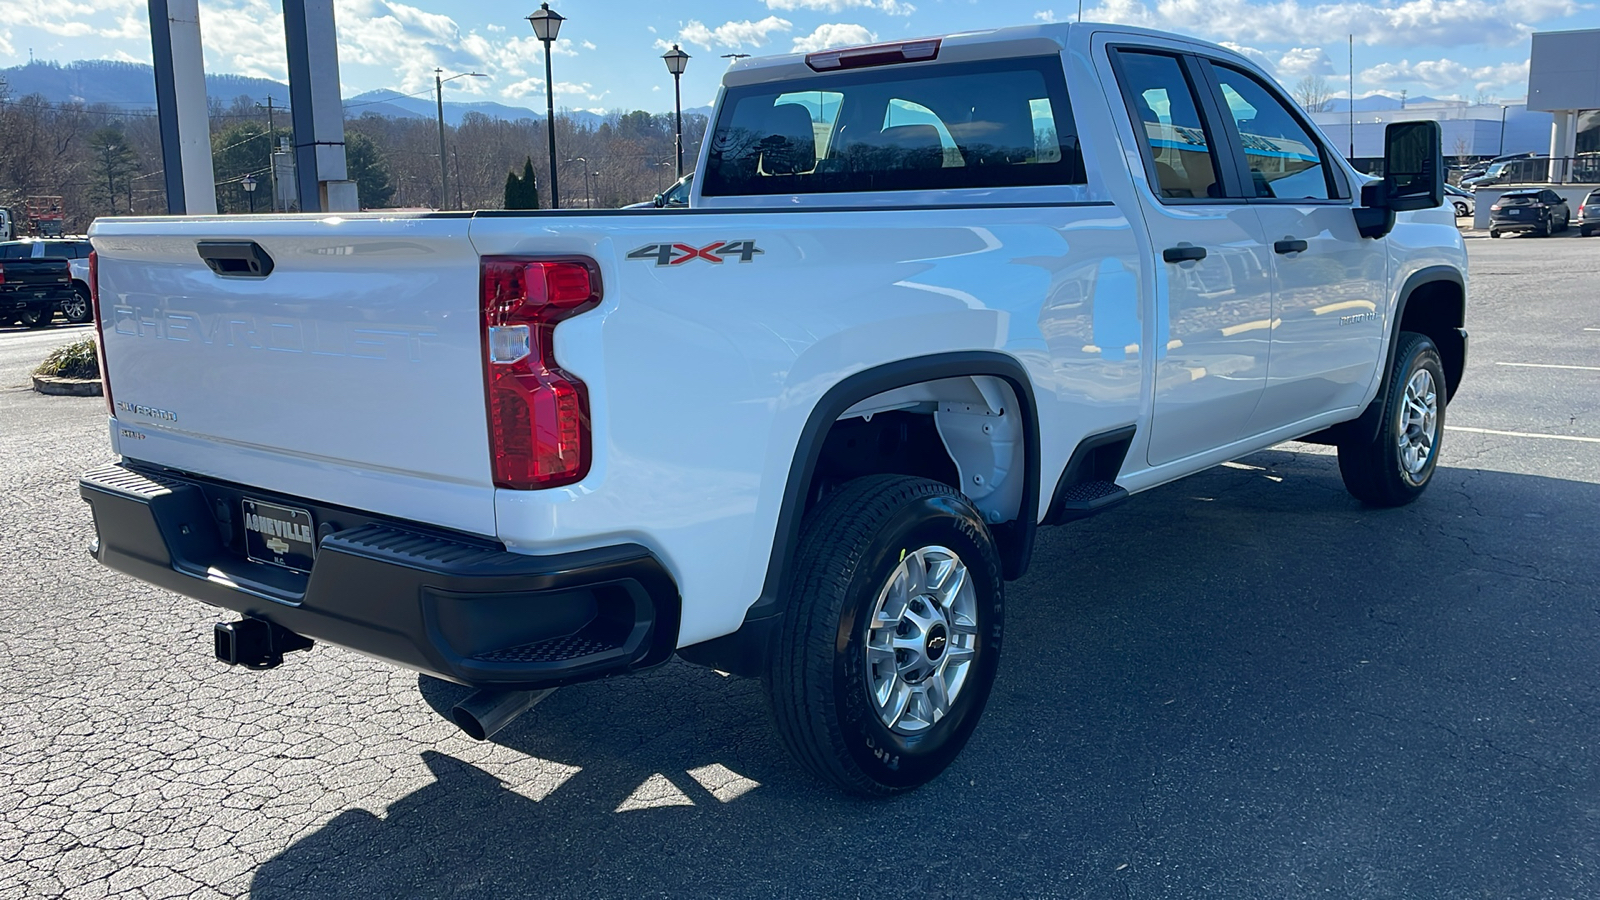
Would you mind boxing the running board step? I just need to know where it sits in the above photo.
[1054,480,1129,522]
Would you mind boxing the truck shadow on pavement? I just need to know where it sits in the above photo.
[249,445,1600,899]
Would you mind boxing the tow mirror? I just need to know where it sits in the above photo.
[1383,121,1443,212]
[653,193,665,208]
[1355,120,1444,238]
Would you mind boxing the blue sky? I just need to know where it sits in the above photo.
[1,0,1592,112]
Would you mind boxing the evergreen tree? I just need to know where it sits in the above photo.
[503,157,541,210]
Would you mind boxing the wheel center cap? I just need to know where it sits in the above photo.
[925,624,948,662]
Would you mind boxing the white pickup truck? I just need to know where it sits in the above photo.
[80,22,1466,796]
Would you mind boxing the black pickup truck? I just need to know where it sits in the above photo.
[0,256,74,328]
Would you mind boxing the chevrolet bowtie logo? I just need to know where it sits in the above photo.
[266,536,291,555]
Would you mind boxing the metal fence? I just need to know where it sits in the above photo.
[1470,155,1600,187]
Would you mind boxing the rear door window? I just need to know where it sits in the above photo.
[1111,50,1224,201]
[701,56,1085,197]
[0,243,30,259]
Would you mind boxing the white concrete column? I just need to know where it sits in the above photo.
[284,0,358,212]
[148,0,217,214]
[1549,110,1577,183]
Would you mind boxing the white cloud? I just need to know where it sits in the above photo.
[671,17,794,51]
[764,0,916,16]
[1081,0,1581,48]
[1277,47,1335,79]
[199,0,288,81]
[0,30,14,58]
[792,23,878,52]
[1362,57,1529,93]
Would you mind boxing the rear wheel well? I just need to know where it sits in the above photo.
[1397,279,1466,400]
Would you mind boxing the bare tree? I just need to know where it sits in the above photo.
[1293,75,1332,113]
[1472,89,1494,107]
[1451,133,1474,167]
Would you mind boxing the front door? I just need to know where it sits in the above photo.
[1106,47,1275,467]
[1199,60,1388,431]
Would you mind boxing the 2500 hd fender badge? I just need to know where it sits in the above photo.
[627,240,763,266]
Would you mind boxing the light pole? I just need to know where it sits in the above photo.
[1499,105,1509,156]
[590,170,600,208]
[241,174,257,213]
[662,44,690,178]
[566,157,589,207]
[435,69,486,210]
[528,3,565,208]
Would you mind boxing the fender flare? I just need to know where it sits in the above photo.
[679,351,1040,676]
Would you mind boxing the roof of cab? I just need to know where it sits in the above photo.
[719,21,1250,89]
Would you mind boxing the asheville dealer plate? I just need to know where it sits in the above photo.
[241,499,316,573]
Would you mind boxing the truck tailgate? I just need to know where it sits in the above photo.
[92,215,496,537]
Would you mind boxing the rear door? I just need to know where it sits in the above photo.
[1198,59,1388,428]
[92,215,498,537]
[1102,43,1275,466]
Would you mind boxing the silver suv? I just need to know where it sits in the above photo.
[1580,190,1600,237]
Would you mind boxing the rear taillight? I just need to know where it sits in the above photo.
[0,262,6,286]
[480,258,601,490]
[90,250,113,415]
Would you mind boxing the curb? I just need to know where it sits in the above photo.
[32,374,103,397]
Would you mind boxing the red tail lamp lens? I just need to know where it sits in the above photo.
[481,259,600,489]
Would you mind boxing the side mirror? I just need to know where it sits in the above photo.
[653,194,665,208]
[1383,121,1443,212]
[1354,120,1444,239]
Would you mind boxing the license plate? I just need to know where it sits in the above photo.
[242,499,316,572]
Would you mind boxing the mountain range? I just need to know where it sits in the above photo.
[0,59,711,127]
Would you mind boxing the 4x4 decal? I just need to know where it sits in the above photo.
[626,240,764,266]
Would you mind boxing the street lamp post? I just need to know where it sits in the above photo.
[241,174,257,213]
[435,69,487,210]
[1499,105,1509,156]
[662,44,690,178]
[566,157,589,207]
[528,3,565,209]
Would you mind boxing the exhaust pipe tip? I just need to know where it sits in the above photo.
[450,688,553,741]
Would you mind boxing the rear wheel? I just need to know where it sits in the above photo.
[763,474,1004,796]
[1489,229,1501,238]
[1337,332,1446,507]
[1452,201,1469,217]
[1583,225,1594,237]
[61,286,92,324]
[18,309,51,329]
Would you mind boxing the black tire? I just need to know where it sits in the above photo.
[62,286,93,324]
[763,474,1004,796]
[1583,226,1594,237]
[1489,229,1500,238]
[18,309,51,329]
[1337,332,1446,507]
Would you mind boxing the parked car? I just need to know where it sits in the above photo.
[0,253,73,328]
[1489,188,1571,238]
[1579,189,1600,237]
[0,238,94,323]
[624,172,694,209]
[1463,155,1548,189]
[80,23,1465,796]
[1444,183,1474,218]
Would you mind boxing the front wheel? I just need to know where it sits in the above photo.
[62,286,92,324]
[1453,201,1469,217]
[1337,332,1446,507]
[1489,229,1501,238]
[763,475,1004,796]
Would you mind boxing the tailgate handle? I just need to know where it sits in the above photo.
[197,241,275,278]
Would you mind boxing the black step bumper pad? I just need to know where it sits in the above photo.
[79,463,680,690]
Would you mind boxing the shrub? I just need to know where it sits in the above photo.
[34,337,100,380]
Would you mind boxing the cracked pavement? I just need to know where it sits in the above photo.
[2,234,1599,898]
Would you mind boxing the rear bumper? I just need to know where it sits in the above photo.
[1,290,68,314]
[1489,217,1548,233]
[79,462,680,690]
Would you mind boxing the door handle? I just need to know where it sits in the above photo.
[1274,239,1309,254]
[1162,245,1207,263]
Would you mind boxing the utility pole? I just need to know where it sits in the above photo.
[436,69,449,209]
[1348,34,1355,160]
[256,95,279,210]
[103,144,118,216]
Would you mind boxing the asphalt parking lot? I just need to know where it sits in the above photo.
[2,231,1598,899]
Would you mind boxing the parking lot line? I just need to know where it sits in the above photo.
[1494,362,1600,372]
[1446,425,1600,444]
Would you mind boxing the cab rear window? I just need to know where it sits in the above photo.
[701,56,1086,197]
